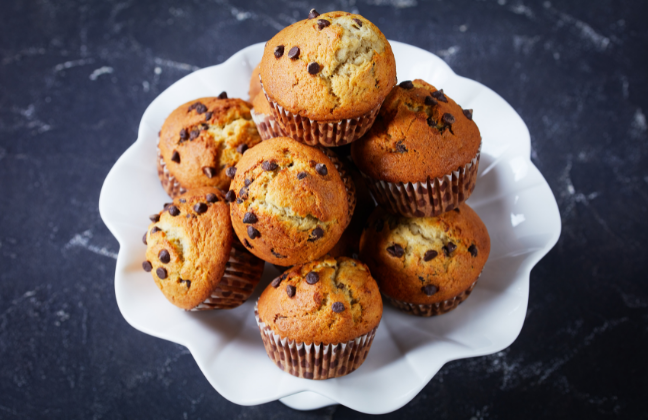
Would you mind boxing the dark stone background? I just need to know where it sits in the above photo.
[1,0,646,418]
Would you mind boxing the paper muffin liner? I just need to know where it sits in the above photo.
[320,147,356,223]
[254,301,378,379]
[157,146,187,198]
[361,145,481,218]
[250,109,285,141]
[190,238,265,311]
[383,279,479,317]
[261,79,381,147]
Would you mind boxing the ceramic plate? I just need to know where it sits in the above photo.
[99,41,561,414]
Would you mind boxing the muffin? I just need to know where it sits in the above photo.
[228,137,355,266]
[142,187,265,310]
[259,10,397,146]
[255,255,382,379]
[251,92,285,141]
[249,63,262,100]
[351,79,481,217]
[158,96,262,196]
[359,203,490,316]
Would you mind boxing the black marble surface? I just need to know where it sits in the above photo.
[1,0,646,418]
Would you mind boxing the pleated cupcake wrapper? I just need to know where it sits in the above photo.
[260,78,381,147]
[250,109,285,141]
[190,238,265,311]
[157,146,187,198]
[254,302,377,379]
[319,147,357,223]
[384,278,479,317]
[361,145,481,218]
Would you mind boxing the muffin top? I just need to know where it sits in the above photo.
[229,137,354,266]
[144,187,233,310]
[351,79,481,183]
[359,204,490,305]
[260,10,396,121]
[257,255,382,344]
[159,96,262,191]
[249,63,262,100]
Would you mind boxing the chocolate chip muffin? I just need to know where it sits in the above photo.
[158,96,262,196]
[351,79,481,217]
[229,137,355,266]
[142,187,265,310]
[251,92,285,141]
[255,255,382,379]
[260,9,397,146]
[359,203,490,316]
[249,63,262,100]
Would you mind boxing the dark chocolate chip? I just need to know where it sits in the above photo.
[195,103,207,114]
[442,113,455,125]
[201,166,215,179]
[468,244,478,257]
[396,141,408,153]
[307,62,320,74]
[424,250,438,261]
[317,19,330,30]
[201,123,209,130]
[315,163,328,175]
[287,46,300,59]
[225,166,237,178]
[142,232,148,245]
[247,226,260,239]
[431,89,447,102]
[179,128,189,140]
[308,8,319,19]
[399,80,414,89]
[463,109,473,120]
[238,187,248,200]
[443,242,457,256]
[217,91,228,99]
[332,302,345,313]
[274,45,284,58]
[156,267,167,279]
[243,239,253,248]
[308,227,324,241]
[171,150,180,163]
[425,95,437,106]
[422,284,438,296]
[353,18,363,27]
[159,249,170,263]
[375,219,384,232]
[386,244,404,257]
[306,271,319,285]
[297,171,307,180]
[163,202,173,209]
[168,206,180,216]
[262,160,278,171]
[286,284,296,297]
[204,111,212,121]
[194,202,208,214]
[142,261,152,272]
[454,207,460,213]
[236,198,243,204]
[188,102,201,111]
[149,214,160,222]
[243,212,258,224]
[190,129,200,140]
[427,117,437,127]
[236,143,248,154]
[181,279,191,288]
[179,198,186,203]
[244,178,252,187]
[225,190,236,202]
[271,273,287,288]
[206,193,218,203]
[150,226,160,234]
[271,249,285,259]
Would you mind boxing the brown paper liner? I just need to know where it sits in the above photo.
[157,146,187,198]
[384,279,478,317]
[250,109,285,141]
[361,146,481,218]
[261,79,381,147]
[190,238,265,311]
[255,302,378,379]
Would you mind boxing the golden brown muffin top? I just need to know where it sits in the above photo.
[359,204,490,305]
[258,255,382,344]
[351,79,481,183]
[229,137,354,266]
[249,63,262,100]
[251,91,273,116]
[144,188,233,310]
[260,11,396,121]
[159,97,262,191]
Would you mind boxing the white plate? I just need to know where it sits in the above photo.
[99,41,561,414]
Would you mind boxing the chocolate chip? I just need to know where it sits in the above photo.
[308,227,324,241]
[463,109,473,120]
[271,273,287,288]
[308,8,319,19]
[427,117,437,127]
[422,284,438,296]
[171,150,180,163]
[243,212,258,224]
[181,279,191,288]
[194,203,208,214]
[179,128,189,140]
[142,261,152,272]
[262,160,278,171]
[236,143,248,154]
[274,45,284,58]
[375,219,384,232]
[317,19,330,30]
[332,302,345,313]
[244,239,253,248]
[206,193,218,203]
[399,80,414,89]
[307,62,320,74]
[244,178,252,187]
[150,226,160,234]
[195,103,207,114]
[315,163,327,175]
[286,284,296,297]
[149,214,160,222]
[306,271,319,285]
[271,249,285,258]
[425,95,437,106]
[225,190,236,202]
[217,91,228,99]
[386,244,404,257]
[443,242,457,256]
[442,113,455,125]
[204,111,213,121]
[225,166,237,178]
[236,198,243,204]
[142,233,148,245]
[201,123,209,130]
[454,207,460,213]
[189,129,200,140]
[188,102,201,111]
[168,205,180,216]
[287,46,300,59]
[297,171,307,180]
[163,202,172,209]
[247,226,260,239]
[396,141,407,153]
[239,187,248,200]
[156,267,167,279]
[468,244,478,257]
[353,18,363,27]
[159,249,170,263]
[424,250,438,261]
[431,89,447,102]
[200,166,215,179]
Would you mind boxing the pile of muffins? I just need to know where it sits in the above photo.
[142,9,490,380]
